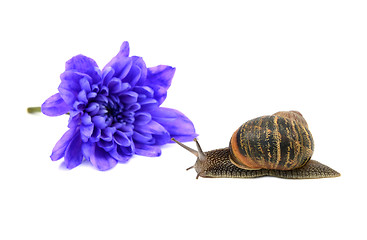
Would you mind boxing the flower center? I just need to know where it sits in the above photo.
[104,97,123,120]
[83,92,136,127]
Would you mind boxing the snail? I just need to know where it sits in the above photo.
[172,111,340,179]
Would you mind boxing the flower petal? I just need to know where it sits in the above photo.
[124,63,141,88]
[139,98,158,112]
[90,145,118,171]
[97,139,115,152]
[77,90,88,103]
[102,67,115,83]
[134,112,152,125]
[132,130,154,144]
[65,54,98,72]
[125,103,141,112]
[134,86,154,98]
[41,93,70,116]
[81,142,93,160]
[92,116,107,129]
[134,120,170,145]
[131,56,147,86]
[134,143,161,157]
[61,71,91,86]
[64,132,84,169]
[114,130,131,147]
[145,65,175,105]
[58,80,79,106]
[65,55,101,84]
[135,120,167,135]
[68,112,81,128]
[120,91,138,104]
[79,77,91,93]
[90,127,101,142]
[80,124,94,142]
[101,127,116,142]
[109,144,134,163]
[50,127,77,161]
[107,77,130,94]
[103,42,132,80]
[151,107,198,140]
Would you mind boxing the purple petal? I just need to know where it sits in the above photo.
[90,127,101,142]
[64,132,84,169]
[81,113,92,125]
[41,93,70,116]
[80,124,94,142]
[131,56,147,86]
[135,120,167,135]
[139,98,158,112]
[109,145,133,163]
[50,127,77,161]
[124,63,141,87]
[132,130,154,144]
[114,130,131,147]
[134,86,154,98]
[77,90,88,103]
[101,127,116,142]
[119,41,130,57]
[134,112,152,125]
[151,107,198,140]
[60,71,92,86]
[58,80,79,106]
[134,143,161,157]
[125,103,141,112]
[107,77,130,94]
[100,85,109,96]
[134,120,170,145]
[73,101,86,111]
[90,145,118,171]
[145,65,175,105]
[102,67,115,83]
[65,55,101,84]
[85,102,99,115]
[153,133,171,145]
[65,54,98,72]
[79,77,91,92]
[97,139,115,152]
[81,142,94,160]
[103,42,132,79]
[120,91,138,104]
[68,112,81,128]
[92,116,107,129]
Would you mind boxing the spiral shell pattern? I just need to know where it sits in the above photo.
[229,114,314,170]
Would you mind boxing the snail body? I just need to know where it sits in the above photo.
[172,111,340,179]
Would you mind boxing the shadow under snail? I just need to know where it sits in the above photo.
[172,111,340,179]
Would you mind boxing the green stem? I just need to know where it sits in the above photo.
[27,107,41,114]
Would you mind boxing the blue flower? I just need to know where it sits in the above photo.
[42,42,197,170]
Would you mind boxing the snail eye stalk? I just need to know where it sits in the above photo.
[171,138,198,157]
[193,138,207,162]
[171,138,207,162]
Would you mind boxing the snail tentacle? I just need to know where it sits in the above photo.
[171,138,198,157]
[186,166,195,171]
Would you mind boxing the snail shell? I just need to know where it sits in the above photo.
[172,111,340,179]
[229,111,314,171]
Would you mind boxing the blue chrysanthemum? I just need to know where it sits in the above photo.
[42,41,197,170]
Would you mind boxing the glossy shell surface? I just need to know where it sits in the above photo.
[229,115,314,170]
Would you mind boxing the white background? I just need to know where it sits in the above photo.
[1,0,366,239]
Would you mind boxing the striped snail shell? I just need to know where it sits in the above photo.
[229,111,314,171]
[172,111,340,179]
